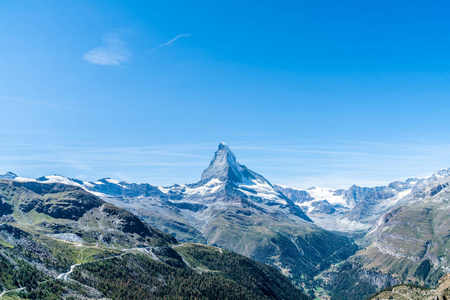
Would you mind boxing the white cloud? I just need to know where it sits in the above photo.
[150,34,191,52]
[83,33,131,65]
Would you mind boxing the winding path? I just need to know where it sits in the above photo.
[0,246,156,298]
[56,263,81,281]
[56,252,129,282]
[0,287,25,298]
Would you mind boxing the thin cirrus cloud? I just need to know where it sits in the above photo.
[3,141,450,188]
[0,96,77,111]
[150,34,191,52]
[83,32,131,66]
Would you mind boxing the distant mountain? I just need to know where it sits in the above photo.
[275,169,450,233]
[0,179,309,300]
[0,171,17,180]
[313,169,450,299]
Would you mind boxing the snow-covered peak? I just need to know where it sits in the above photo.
[99,178,122,184]
[38,175,83,186]
[200,143,246,183]
[430,167,450,179]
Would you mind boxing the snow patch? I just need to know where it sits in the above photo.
[43,175,82,187]
[184,179,224,196]
[13,177,37,182]
[158,186,172,194]
[375,188,413,211]
[306,187,347,207]
[239,180,286,203]
[105,178,120,184]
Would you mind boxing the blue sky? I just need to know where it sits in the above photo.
[1,1,450,188]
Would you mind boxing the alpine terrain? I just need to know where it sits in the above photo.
[0,178,309,299]
[278,169,450,299]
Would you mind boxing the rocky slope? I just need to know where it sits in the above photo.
[368,273,450,300]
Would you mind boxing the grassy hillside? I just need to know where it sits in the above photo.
[73,244,310,300]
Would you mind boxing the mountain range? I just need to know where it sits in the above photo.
[0,178,309,299]
[1,142,449,299]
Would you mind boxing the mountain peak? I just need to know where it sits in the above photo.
[200,143,244,183]
[218,142,229,150]
[0,171,18,180]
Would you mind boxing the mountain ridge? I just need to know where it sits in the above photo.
[274,167,450,233]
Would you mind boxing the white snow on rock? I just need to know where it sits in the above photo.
[239,180,285,203]
[13,177,37,182]
[42,175,83,186]
[184,179,224,196]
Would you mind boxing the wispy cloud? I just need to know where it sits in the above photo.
[83,32,131,66]
[0,96,76,110]
[2,141,450,188]
[150,34,191,52]
[0,143,212,182]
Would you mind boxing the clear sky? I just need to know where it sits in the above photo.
[1,1,450,188]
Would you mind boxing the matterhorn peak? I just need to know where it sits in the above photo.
[200,143,245,183]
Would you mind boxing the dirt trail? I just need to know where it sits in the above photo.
[0,246,158,298]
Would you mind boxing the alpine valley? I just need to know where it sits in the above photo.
[0,143,449,300]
